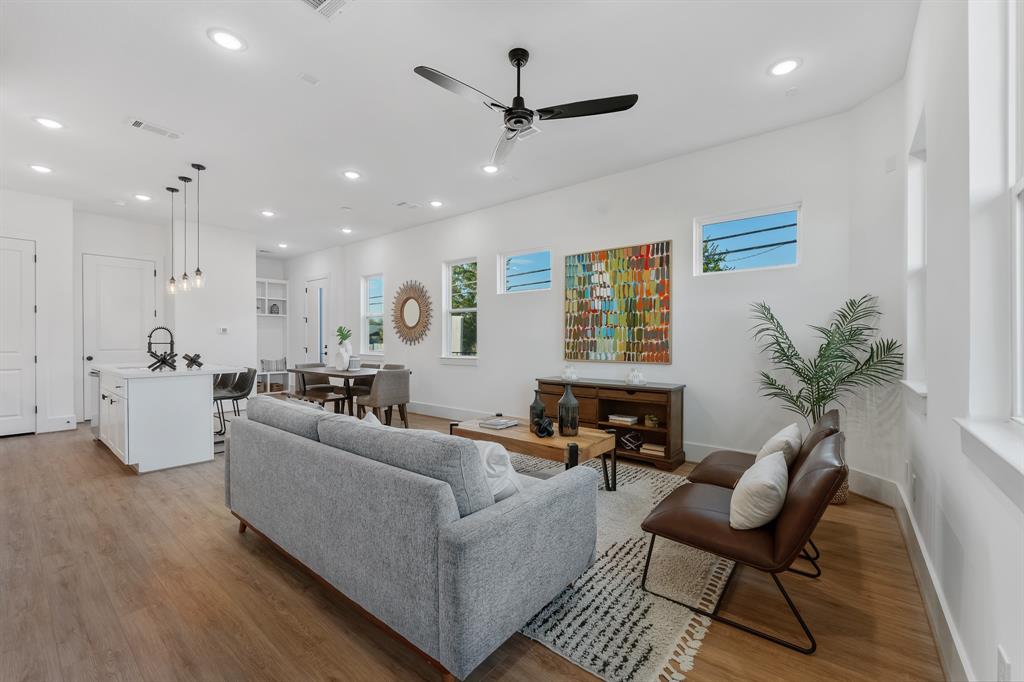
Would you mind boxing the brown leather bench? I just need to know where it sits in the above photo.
[640,432,848,654]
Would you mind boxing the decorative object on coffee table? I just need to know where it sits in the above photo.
[751,294,902,504]
[564,240,671,364]
[391,280,432,345]
[529,390,546,434]
[535,416,554,437]
[558,384,579,436]
[183,353,203,369]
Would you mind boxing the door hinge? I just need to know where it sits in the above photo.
[154,268,157,277]
[34,305,38,313]
[154,309,157,318]
[34,254,38,263]
[34,405,38,414]
[34,355,37,363]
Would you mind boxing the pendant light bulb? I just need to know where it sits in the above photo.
[180,272,190,291]
[178,174,192,293]
[165,185,179,295]
[194,267,204,289]
[191,163,206,290]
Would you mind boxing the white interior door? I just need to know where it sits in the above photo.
[0,237,36,436]
[82,254,157,421]
[304,278,328,364]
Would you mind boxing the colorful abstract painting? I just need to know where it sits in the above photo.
[564,240,671,363]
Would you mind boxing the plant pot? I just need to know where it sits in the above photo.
[335,341,353,370]
[830,478,849,505]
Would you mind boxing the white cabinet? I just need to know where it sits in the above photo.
[99,386,129,464]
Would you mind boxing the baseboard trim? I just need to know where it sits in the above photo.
[847,468,972,682]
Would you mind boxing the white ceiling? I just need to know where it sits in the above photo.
[1,0,919,257]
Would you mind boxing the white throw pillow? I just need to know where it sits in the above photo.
[755,423,802,466]
[730,451,789,530]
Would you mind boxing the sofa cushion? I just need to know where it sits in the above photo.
[317,418,493,517]
[247,395,330,441]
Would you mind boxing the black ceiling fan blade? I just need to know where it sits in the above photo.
[536,94,638,121]
[413,66,507,112]
[490,127,519,166]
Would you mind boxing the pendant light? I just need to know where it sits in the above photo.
[166,186,179,294]
[178,175,192,291]
[191,163,206,288]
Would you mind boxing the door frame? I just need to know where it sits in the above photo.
[304,275,330,365]
[0,236,37,435]
[80,252,160,422]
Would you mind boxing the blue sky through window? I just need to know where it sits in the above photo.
[366,275,383,314]
[504,250,551,292]
[702,209,798,272]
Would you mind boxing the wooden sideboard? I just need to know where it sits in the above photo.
[536,377,685,470]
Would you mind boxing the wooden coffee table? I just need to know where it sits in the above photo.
[450,420,619,491]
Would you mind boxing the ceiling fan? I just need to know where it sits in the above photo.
[414,48,638,167]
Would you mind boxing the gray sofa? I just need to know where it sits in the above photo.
[226,397,599,680]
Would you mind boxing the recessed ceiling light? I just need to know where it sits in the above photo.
[429,200,444,208]
[261,210,275,217]
[340,227,353,234]
[207,28,246,51]
[277,243,288,249]
[34,117,63,129]
[30,164,52,174]
[769,59,801,76]
[343,170,361,180]
[482,164,499,174]
[135,194,151,201]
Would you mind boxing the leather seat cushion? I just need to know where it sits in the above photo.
[687,450,755,488]
[641,482,778,571]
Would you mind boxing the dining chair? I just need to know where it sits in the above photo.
[383,363,405,369]
[343,362,379,415]
[292,362,346,413]
[356,368,411,427]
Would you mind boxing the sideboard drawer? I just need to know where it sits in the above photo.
[597,387,667,404]
[538,382,597,398]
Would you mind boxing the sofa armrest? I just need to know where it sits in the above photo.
[437,465,599,679]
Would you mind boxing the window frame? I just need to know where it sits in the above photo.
[692,202,802,277]
[361,273,384,356]
[497,248,553,295]
[442,257,478,359]
[1011,0,1024,422]
[1012,179,1024,422]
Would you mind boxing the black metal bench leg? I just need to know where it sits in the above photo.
[640,534,817,655]
[805,538,821,560]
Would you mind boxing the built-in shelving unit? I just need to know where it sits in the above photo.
[256,278,289,393]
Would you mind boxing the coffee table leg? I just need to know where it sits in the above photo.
[601,453,611,490]
[567,443,579,470]
[611,448,617,491]
[449,422,457,435]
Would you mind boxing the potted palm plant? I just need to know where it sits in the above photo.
[750,295,904,502]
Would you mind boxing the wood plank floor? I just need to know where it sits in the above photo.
[0,416,944,682]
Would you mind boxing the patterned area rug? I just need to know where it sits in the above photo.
[510,453,734,682]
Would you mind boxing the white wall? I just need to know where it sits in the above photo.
[285,246,344,370]
[893,2,1024,680]
[256,256,286,280]
[0,189,76,432]
[72,211,170,421]
[330,112,873,461]
[173,223,257,372]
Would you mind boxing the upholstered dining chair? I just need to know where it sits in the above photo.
[341,361,379,415]
[356,368,411,427]
[292,362,346,413]
[382,363,405,369]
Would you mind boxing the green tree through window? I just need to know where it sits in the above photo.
[448,261,477,356]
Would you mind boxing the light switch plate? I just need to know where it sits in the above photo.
[218,326,228,334]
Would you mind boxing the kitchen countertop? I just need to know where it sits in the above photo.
[91,364,245,378]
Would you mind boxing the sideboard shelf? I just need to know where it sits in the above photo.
[536,377,685,470]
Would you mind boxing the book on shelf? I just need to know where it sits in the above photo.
[639,444,665,456]
[479,417,518,430]
[607,414,638,424]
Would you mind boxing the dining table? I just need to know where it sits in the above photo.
[286,366,378,393]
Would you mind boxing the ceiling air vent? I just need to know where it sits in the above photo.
[395,201,421,209]
[126,117,182,140]
[300,0,351,20]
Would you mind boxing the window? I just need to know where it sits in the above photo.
[695,206,799,274]
[1013,2,1024,420]
[498,249,551,294]
[444,259,477,357]
[362,274,384,354]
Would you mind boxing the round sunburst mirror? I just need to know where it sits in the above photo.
[392,280,432,345]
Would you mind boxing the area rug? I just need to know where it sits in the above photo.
[510,453,735,682]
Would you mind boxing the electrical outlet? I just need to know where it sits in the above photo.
[997,645,1010,682]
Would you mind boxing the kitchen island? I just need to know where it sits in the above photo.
[92,364,244,473]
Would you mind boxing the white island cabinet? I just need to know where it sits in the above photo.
[92,364,244,473]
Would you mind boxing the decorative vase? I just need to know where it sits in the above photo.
[335,341,353,369]
[561,364,578,381]
[626,366,646,385]
[529,390,546,434]
[558,384,579,436]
